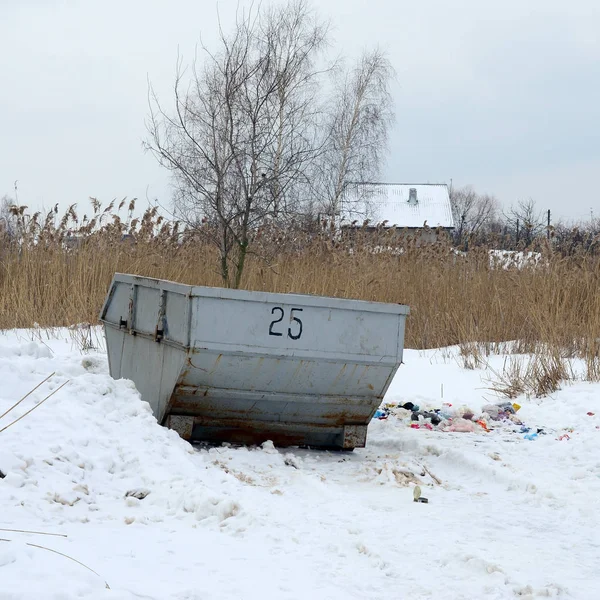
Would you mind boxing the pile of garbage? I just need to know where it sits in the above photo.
[372,400,542,436]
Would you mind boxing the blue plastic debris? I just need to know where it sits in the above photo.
[524,433,538,441]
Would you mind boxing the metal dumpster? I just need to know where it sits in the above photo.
[100,274,409,449]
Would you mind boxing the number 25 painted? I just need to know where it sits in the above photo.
[269,307,303,340]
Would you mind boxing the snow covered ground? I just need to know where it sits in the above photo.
[0,328,598,599]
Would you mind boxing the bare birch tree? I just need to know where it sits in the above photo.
[145,0,328,287]
[504,199,545,247]
[319,49,395,218]
[146,1,396,283]
[450,185,499,246]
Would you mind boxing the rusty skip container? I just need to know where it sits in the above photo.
[100,274,409,449]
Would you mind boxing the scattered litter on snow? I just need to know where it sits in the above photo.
[371,393,587,451]
[0,329,598,599]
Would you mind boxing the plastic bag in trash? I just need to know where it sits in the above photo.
[447,418,476,433]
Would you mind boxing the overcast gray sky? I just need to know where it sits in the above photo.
[1,0,599,222]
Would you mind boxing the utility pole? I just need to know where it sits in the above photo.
[547,209,551,240]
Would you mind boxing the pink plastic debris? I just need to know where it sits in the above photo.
[447,418,476,433]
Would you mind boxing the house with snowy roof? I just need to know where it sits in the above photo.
[340,183,455,243]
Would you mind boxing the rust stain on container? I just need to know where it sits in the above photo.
[329,364,347,388]
[209,354,223,375]
[288,360,305,386]
[356,365,371,386]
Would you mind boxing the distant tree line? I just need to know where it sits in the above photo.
[2,184,599,262]
[449,185,600,256]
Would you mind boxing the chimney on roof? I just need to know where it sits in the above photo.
[408,188,418,205]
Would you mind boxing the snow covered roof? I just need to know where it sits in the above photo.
[341,183,455,229]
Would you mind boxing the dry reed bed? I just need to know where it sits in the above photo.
[1,204,599,396]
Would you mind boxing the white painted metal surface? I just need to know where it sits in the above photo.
[100,274,409,449]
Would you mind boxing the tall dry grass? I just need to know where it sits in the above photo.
[1,201,599,394]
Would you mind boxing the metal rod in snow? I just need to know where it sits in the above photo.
[0,539,110,589]
[0,372,56,421]
[0,528,67,538]
[25,542,110,588]
[0,380,69,434]
[0,527,67,537]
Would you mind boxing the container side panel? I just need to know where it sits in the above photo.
[192,297,403,360]
[114,333,183,422]
[164,292,189,346]
[119,333,162,417]
[397,318,407,364]
[183,353,392,398]
[170,390,377,426]
[158,346,187,420]
[104,327,124,379]
[134,287,160,335]
[103,282,132,327]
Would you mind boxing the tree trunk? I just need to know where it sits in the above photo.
[234,240,248,289]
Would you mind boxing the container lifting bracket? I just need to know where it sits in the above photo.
[155,289,166,342]
[127,284,137,335]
